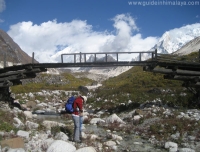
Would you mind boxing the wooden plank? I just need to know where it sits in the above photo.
[0,68,46,78]
[0,73,36,83]
[145,67,200,76]
[0,80,13,87]
[164,75,200,81]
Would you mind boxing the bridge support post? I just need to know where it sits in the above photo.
[74,54,76,63]
[94,54,96,62]
[80,52,82,63]
[84,53,86,63]
[154,49,157,60]
[4,52,6,68]
[0,87,22,110]
[139,53,141,61]
[199,49,200,63]
[61,54,63,63]
[32,52,34,64]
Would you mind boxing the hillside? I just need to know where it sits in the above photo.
[0,29,38,68]
[173,36,200,55]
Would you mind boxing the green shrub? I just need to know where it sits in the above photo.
[0,122,15,132]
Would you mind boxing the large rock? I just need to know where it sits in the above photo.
[0,137,24,149]
[7,148,25,152]
[25,121,39,130]
[13,117,24,128]
[134,109,144,115]
[78,86,88,94]
[90,118,105,124]
[179,148,195,152]
[107,133,123,141]
[105,113,125,124]
[42,120,66,130]
[23,111,32,119]
[165,141,178,152]
[75,147,96,152]
[55,132,69,141]
[17,130,29,139]
[46,140,76,152]
[104,140,116,147]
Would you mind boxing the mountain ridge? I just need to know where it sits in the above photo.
[0,29,38,68]
[173,36,200,55]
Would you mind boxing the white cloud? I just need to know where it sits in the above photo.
[0,0,5,12]
[7,14,158,63]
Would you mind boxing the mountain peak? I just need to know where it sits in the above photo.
[151,23,200,54]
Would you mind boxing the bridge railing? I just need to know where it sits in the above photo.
[60,50,157,63]
[1,50,157,68]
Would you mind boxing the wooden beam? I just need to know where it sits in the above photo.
[147,67,200,76]
[164,75,200,82]
[0,68,46,78]
[0,80,13,87]
[0,73,36,83]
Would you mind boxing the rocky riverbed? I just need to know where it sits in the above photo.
[0,90,200,152]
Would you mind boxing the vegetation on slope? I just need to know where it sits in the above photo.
[88,66,192,111]
[11,72,94,94]
[88,52,200,110]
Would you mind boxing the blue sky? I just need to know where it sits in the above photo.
[0,0,199,62]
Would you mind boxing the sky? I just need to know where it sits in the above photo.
[0,0,199,62]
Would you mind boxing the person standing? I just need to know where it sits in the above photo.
[72,95,87,142]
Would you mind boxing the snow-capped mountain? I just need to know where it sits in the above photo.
[150,23,200,54]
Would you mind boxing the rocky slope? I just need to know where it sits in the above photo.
[0,90,199,152]
[173,36,200,55]
[0,29,38,68]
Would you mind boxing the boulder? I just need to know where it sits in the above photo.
[104,140,116,147]
[25,121,39,130]
[0,137,24,149]
[105,114,125,124]
[55,132,69,141]
[13,117,24,128]
[179,148,195,152]
[46,140,76,152]
[134,109,144,115]
[17,130,29,139]
[23,111,32,119]
[42,120,66,130]
[107,133,122,141]
[75,147,96,152]
[90,118,105,124]
[165,141,178,152]
[7,148,25,152]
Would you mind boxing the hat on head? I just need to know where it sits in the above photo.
[81,96,87,103]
